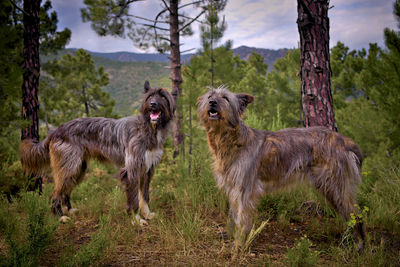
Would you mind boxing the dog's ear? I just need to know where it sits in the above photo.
[144,80,151,93]
[196,95,203,105]
[236,93,254,114]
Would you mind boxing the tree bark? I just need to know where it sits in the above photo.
[297,0,337,132]
[169,0,184,157]
[21,0,41,141]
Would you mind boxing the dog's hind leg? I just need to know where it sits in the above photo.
[311,168,365,253]
[63,160,88,216]
[139,167,155,220]
[49,143,83,222]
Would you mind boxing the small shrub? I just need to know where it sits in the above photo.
[0,192,57,267]
[284,236,319,267]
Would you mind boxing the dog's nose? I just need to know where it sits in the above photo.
[209,99,217,106]
[150,101,157,108]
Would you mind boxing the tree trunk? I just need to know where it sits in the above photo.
[297,0,337,132]
[22,0,42,194]
[21,0,41,141]
[82,85,90,117]
[169,0,184,157]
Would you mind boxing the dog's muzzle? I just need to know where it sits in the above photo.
[208,100,221,120]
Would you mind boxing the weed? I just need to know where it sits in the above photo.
[284,236,319,267]
[243,220,270,252]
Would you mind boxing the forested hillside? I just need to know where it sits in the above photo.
[42,51,170,115]
[42,46,288,115]
[95,58,170,115]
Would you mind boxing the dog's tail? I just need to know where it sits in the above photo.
[20,134,52,176]
[347,141,363,169]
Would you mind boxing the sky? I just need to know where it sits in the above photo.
[51,0,398,53]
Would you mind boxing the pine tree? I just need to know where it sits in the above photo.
[200,0,227,87]
[297,0,337,131]
[21,0,41,141]
[43,49,115,124]
[357,0,400,151]
[265,49,301,127]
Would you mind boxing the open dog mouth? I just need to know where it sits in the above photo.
[150,110,161,122]
[208,108,221,120]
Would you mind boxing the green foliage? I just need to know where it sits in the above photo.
[42,49,116,124]
[0,0,24,165]
[0,161,29,201]
[359,166,400,234]
[265,49,302,127]
[39,0,71,55]
[0,191,57,266]
[200,0,227,50]
[81,0,130,37]
[335,97,391,158]
[356,42,400,151]
[284,236,319,267]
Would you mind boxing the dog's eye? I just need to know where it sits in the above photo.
[223,96,230,102]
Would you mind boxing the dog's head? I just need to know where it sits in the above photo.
[141,81,175,128]
[197,86,254,128]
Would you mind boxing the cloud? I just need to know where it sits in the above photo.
[330,0,397,49]
[50,0,397,52]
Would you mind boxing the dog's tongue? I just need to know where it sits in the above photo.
[150,111,161,121]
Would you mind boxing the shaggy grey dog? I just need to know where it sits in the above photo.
[20,81,174,224]
[197,86,365,252]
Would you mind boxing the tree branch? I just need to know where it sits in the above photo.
[178,1,204,10]
[128,14,168,24]
[181,48,196,53]
[8,0,30,17]
[178,10,205,33]
[161,0,171,13]
[179,13,203,23]
[140,23,169,31]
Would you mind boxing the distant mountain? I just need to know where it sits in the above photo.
[232,46,290,71]
[68,46,289,69]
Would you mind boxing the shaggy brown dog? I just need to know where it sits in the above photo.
[20,81,174,224]
[197,86,365,252]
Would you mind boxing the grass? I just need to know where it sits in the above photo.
[0,136,400,266]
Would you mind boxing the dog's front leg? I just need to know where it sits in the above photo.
[120,168,139,215]
[121,168,149,227]
[139,167,155,220]
[229,199,253,254]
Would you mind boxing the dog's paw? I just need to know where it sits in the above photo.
[144,212,155,220]
[59,215,71,223]
[68,208,79,215]
[139,218,148,226]
[131,214,148,227]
